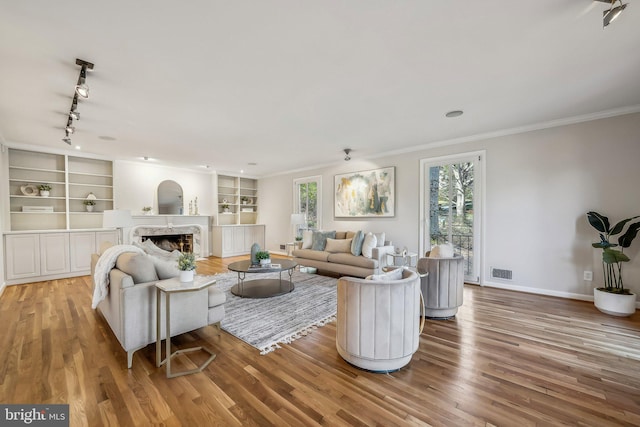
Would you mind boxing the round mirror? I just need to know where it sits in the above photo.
[157,180,183,214]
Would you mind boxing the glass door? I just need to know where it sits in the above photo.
[421,153,482,283]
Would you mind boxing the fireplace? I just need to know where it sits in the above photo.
[132,224,204,258]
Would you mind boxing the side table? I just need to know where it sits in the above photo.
[155,275,217,378]
[387,251,418,269]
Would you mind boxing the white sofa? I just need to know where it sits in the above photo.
[90,246,225,368]
[336,268,423,372]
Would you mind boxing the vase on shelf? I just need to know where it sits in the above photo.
[39,190,50,197]
[86,205,94,212]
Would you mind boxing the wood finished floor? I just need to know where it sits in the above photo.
[1,255,640,426]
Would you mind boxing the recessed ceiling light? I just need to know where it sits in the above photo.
[445,110,464,118]
[99,136,117,141]
[75,146,81,150]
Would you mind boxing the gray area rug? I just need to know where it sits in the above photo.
[217,270,337,354]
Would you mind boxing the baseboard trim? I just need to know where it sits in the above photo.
[481,280,640,308]
[0,282,6,298]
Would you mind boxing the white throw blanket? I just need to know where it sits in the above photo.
[91,245,144,309]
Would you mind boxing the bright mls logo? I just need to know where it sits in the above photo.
[1,405,69,426]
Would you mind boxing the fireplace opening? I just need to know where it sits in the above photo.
[142,234,193,253]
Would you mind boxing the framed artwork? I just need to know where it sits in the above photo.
[334,166,395,218]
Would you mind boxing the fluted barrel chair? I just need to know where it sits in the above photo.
[417,253,464,319]
[336,268,424,372]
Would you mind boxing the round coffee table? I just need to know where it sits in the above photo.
[227,259,297,298]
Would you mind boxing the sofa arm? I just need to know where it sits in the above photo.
[372,245,394,267]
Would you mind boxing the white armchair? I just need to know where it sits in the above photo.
[336,268,424,372]
[417,254,464,318]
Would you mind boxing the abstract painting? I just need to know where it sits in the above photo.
[334,167,395,218]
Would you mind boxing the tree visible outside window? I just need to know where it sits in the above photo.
[294,176,321,232]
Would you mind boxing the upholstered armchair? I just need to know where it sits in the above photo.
[336,268,424,372]
[417,254,464,318]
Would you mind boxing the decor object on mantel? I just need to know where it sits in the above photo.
[587,211,640,317]
[177,252,197,282]
[142,206,152,215]
[38,184,51,197]
[83,199,96,212]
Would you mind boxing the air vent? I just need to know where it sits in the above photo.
[491,268,513,280]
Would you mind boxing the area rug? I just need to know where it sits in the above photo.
[216,270,337,354]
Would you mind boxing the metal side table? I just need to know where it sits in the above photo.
[155,275,217,378]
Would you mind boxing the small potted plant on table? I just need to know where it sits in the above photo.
[255,251,271,266]
[177,252,197,282]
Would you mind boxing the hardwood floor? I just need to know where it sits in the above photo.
[1,255,640,426]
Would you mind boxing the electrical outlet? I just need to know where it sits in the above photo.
[584,271,593,281]
[279,244,285,250]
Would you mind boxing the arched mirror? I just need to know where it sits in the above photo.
[157,180,183,214]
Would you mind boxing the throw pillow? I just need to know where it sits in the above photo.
[116,253,159,284]
[301,230,314,249]
[325,238,352,253]
[361,232,377,258]
[373,232,386,247]
[311,231,336,251]
[350,230,365,256]
[366,268,403,281]
[429,243,454,258]
[149,254,181,279]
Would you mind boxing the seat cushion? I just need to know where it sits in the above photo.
[208,287,226,307]
[327,253,377,269]
[293,249,330,262]
[116,253,159,284]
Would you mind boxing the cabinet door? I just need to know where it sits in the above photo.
[69,232,96,272]
[221,227,234,255]
[5,234,41,280]
[96,230,118,249]
[40,233,70,275]
[232,227,245,254]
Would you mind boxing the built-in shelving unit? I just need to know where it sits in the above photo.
[216,174,258,225]
[7,148,113,230]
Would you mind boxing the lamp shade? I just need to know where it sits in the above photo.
[290,213,306,225]
[103,209,134,228]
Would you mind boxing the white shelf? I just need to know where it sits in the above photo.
[216,175,258,225]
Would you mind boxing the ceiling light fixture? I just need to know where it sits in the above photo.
[62,59,93,146]
[597,0,628,27]
[445,110,464,118]
[344,148,352,161]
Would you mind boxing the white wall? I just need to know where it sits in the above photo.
[114,160,216,215]
[259,113,640,300]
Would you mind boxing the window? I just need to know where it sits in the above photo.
[294,176,321,232]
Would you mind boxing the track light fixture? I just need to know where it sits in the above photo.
[596,0,629,27]
[344,148,352,161]
[62,59,93,145]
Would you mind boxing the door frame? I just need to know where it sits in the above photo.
[419,150,486,284]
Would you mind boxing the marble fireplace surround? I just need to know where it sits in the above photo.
[129,216,210,259]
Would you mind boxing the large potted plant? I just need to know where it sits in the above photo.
[587,211,640,316]
[177,252,196,282]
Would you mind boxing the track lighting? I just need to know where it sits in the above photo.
[597,0,628,27]
[344,148,352,161]
[62,59,93,145]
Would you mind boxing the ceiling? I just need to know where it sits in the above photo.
[1,1,639,177]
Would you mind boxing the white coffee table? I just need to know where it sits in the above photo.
[155,275,217,378]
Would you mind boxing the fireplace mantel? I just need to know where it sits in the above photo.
[126,215,211,257]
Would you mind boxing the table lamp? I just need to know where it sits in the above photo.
[103,209,134,244]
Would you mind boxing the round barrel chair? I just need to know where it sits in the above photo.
[417,251,464,319]
[336,267,424,372]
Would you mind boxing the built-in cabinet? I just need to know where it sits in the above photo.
[216,174,258,225]
[211,225,265,257]
[4,230,118,285]
[8,148,113,230]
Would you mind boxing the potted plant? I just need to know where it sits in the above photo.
[222,204,230,213]
[142,206,152,215]
[587,211,640,316]
[177,252,196,282]
[255,250,271,266]
[38,184,51,197]
[241,196,249,205]
[83,199,96,212]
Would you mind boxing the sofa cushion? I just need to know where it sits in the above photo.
[335,231,348,240]
[361,232,377,258]
[345,231,356,240]
[97,240,114,256]
[208,287,226,307]
[327,253,377,269]
[311,231,336,251]
[373,232,386,247]
[350,230,365,256]
[325,238,352,253]
[150,255,180,279]
[301,230,313,249]
[293,249,330,262]
[116,253,159,284]
[430,243,454,258]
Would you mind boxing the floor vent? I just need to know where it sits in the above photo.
[491,268,513,280]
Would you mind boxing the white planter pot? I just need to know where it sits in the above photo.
[86,205,94,212]
[180,270,195,283]
[260,259,271,266]
[594,288,636,317]
[40,190,50,197]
